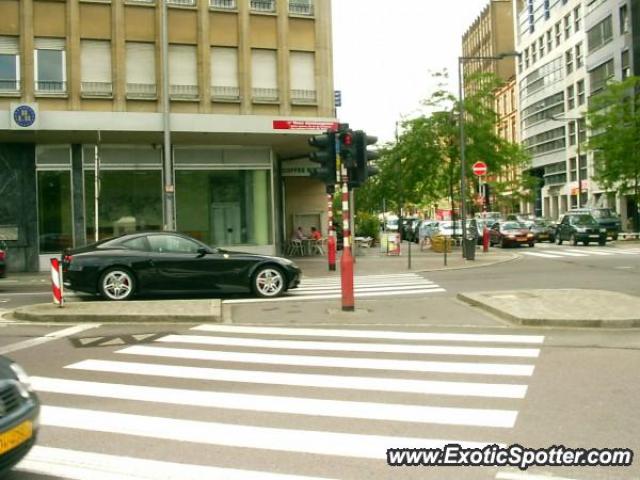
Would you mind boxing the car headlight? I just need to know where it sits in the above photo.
[9,362,33,396]
[507,235,515,239]
[576,228,586,233]
[600,228,606,233]
[527,233,534,237]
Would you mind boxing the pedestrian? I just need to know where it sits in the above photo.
[295,226,306,240]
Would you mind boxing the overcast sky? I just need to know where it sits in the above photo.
[332,0,491,144]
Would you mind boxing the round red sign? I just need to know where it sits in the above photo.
[472,162,488,176]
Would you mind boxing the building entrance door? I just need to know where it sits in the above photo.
[211,202,241,246]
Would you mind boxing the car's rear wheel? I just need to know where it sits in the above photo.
[529,242,535,248]
[571,234,578,246]
[99,267,135,301]
[501,239,507,248]
[253,266,286,298]
[556,235,563,245]
[599,239,606,246]
[612,233,618,241]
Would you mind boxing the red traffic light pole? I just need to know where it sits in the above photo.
[337,134,355,312]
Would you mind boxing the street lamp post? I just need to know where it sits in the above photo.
[458,52,519,258]
[552,114,585,208]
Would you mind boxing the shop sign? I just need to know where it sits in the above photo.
[273,120,339,131]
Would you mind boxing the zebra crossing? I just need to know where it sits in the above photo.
[521,246,640,259]
[17,324,544,479]
[224,272,445,304]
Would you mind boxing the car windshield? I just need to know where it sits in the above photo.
[573,215,598,226]
[502,222,525,230]
[591,209,613,219]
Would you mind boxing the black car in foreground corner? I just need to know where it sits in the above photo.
[0,356,39,476]
[62,232,302,300]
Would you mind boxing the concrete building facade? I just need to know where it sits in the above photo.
[0,0,336,272]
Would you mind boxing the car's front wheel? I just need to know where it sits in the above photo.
[253,266,286,298]
[571,234,578,246]
[599,239,606,246]
[99,267,135,301]
[556,235,563,245]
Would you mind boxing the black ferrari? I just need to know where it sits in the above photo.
[61,232,302,301]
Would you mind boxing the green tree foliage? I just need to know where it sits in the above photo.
[355,71,532,218]
[586,76,640,228]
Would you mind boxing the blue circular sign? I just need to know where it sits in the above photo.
[13,105,36,127]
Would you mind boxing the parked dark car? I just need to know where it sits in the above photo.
[0,241,6,278]
[569,207,621,240]
[62,232,302,300]
[555,214,607,246]
[489,221,535,248]
[529,219,555,243]
[0,356,39,476]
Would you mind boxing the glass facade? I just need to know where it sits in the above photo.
[176,170,272,247]
[37,171,73,253]
[85,171,163,241]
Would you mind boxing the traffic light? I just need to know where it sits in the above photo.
[337,129,356,169]
[349,130,379,188]
[308,131,337,190]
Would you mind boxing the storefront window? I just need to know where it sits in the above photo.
[37,171,73,253]
[176,170,271,246]
[85,171,162,241]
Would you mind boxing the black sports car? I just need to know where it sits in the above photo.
[62,232,302,300]
[0,356,39,476]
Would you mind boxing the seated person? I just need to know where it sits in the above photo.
[310,226,322,241]
[294,226,307,240]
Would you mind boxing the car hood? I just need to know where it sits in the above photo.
[216,249,299,266]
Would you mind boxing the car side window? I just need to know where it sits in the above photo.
[562,216,571,225]
[121,237,149,251]
[147,235,201,254]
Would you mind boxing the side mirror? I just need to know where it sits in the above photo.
[197,247,209,257]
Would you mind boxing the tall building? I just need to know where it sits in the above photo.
[462,0,521,213]
[0,0,335,272]
[515,0,637,226]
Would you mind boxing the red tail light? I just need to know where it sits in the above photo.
[0,251,5,261]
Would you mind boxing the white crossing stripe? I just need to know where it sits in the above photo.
[156,334,540,358]
[65,360,528,399]
[31,377,520,426]
[191,324,546,344]
[544,250,588,257]
[0,324,99,355]
[41,406,499,459]
[522,252,564,258]
[225,288,446,304]
[116,345,536,376]
[564,249,613,256]
[19,446,335,480]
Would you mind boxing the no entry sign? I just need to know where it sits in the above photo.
[472,161,488,176]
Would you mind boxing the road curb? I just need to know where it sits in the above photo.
[409,253,520,274]
[11,299,223,323]
[457,291,640,329]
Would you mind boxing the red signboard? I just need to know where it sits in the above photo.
[472,161,488,176]
[273,120,339,131]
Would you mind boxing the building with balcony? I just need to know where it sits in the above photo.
[0,0,334,272]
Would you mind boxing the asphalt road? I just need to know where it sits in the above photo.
[1,243,639,480]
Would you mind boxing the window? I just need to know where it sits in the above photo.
[589,59,614,95]
[148,235,200,254]
[575,42,583,68]
[251,49,278,102]
[544,0,550,19]
[210,47,239,101]
[80,40,112,97]
[565,49,573,75]
[587,16,612,53]
[38,170,73,253]
[290,51,316,104]
[564,14,571,39]
[289,0,313,15]
[574,5,581,32]
[0,36,19,93]
[539,37,545,58]
[546,30,553,52]
[524,47,530,69]
[126,42,156,99]
[122,237,148,251]
[620,5,629,34]
[567,85,575,110]
[250,0,275,12]
[34,38,66,93]
[169,45,198,99]
[568,121,576,145]
[576,79,585,105]
[532,42,537,63]
[555,22,562,47]
[569,157,577,181]
[622,50,630,80]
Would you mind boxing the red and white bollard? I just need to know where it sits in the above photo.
[50,258,64,307]
[483,225,490,253]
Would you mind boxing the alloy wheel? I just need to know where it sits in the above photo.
[255,267,285,298]
[101,269,134,301]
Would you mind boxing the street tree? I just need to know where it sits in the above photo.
[586,76,640,230]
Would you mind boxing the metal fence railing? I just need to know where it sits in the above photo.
[126,83,157,99]
[211,85,240,101]
[170,84,199,99]
[81,82,113,97]
[290,89,316,104]
[35,81,66,93]
[289,1,313,15]
[250,0,276,12]
[209,0,236,8]
[252,87,279,102]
